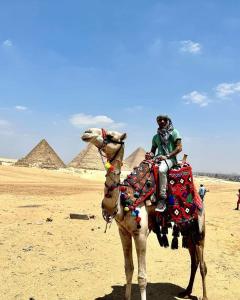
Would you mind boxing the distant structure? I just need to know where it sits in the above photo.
[0,157,17,166]
[15,139,66,169]
[194,172,240,182]
[68,143,130,171]
[125,147,146,169]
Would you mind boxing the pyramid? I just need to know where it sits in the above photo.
[15,139,66,169]
[68,143,131,171]
[125,147,146,169]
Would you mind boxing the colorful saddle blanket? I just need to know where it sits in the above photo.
[121,160,202,225]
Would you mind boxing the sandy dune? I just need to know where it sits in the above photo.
[0,165,239,300]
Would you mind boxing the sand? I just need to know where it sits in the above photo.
[0,165,239,300]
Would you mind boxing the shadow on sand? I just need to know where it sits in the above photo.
[95,282,198,300]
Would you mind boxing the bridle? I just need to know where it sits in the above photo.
[98,128,124,163]
[98,128,125,228]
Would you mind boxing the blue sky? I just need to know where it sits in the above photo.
[0,0,239,173]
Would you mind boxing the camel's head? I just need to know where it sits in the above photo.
[81,128,127,158]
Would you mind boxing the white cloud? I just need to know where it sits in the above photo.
[182,91,209,107]
[2,39,13,47]
[215,81,240,98]
[180,40,202,54]
[15,105,27,111]
[70,113,125,129]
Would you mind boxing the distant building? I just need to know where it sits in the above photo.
[0,157,17,166]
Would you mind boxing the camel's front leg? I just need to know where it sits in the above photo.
[133,232,147,300]
[119,227,134,300]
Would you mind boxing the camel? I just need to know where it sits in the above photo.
[81,128,208,300]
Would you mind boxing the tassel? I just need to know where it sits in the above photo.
[156,233,164,247]
[182,236,188,248]
[162,234,169,248]
[162,226,168,235]
[167,222,172,228]
[171,236,178,249]
[173,225,180,237]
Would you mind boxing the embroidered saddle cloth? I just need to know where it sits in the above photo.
[121,160,202,225]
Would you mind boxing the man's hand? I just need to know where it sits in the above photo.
[145,152,154,160]
[155,155,167,163]
[158,155,167,161]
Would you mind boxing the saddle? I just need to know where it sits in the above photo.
[120,159,203,248]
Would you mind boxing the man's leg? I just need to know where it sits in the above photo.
[156,159,173,212]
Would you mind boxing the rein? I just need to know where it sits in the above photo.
[98,128,124,228]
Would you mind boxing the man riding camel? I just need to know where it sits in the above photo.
[150,115,182,212]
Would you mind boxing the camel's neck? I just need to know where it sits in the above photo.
[103,146,124,212]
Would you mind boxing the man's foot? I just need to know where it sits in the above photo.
[155,200,166,212]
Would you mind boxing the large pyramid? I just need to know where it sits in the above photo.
[68,143,131,171]
[15,139,66,169]
[125,147,146,169]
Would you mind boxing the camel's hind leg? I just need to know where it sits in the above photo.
[179,238,208,300]
[178,239,200,299]
[119,227,134,300]
[196,242,208,300]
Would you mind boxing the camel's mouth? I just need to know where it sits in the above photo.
[81,136,92,142]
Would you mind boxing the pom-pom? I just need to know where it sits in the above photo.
[136,216,141,223]
[134,191,140,198]
[135,210,139,216]
[131,211,136,217]
[105,161,111,170]
[120,193,126,201]
[119,186,127,192]
[137,224,141,229]
[124,207,130,212]
[146,180,152,187]
[109,165,115,172]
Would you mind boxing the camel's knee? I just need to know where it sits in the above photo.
[138,276,147,291]
[125,264,134,275]
[125,263,134,283]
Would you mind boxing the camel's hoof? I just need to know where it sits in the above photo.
[178,290,192,299]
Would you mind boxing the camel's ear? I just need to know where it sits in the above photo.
[120,133,127,141]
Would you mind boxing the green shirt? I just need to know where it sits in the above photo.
[152,128,181,164]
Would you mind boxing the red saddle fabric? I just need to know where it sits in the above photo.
[168,163,202,223]
[122,161,202,225]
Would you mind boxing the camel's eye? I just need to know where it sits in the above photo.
[85,130,92,134]
[106,134,114,141]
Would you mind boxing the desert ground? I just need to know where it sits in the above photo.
[0,165,239,300]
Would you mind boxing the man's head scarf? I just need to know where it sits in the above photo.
[156,115,174,155]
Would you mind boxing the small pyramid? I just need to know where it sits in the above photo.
[68,143,131,171]
[125,147,146,169]
[15,139,66,169]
